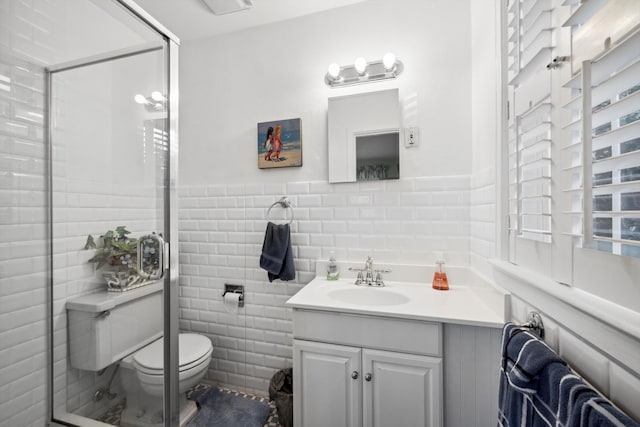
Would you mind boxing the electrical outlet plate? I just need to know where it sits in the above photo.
[404,127,419,147]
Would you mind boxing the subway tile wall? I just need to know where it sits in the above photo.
[178,176,472,394]
[470,166,497,278]
[0,54,48,427]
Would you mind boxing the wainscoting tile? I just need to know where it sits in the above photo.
[559,329,610,395]
[609,363,640,422]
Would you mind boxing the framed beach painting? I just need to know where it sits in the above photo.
[258,118,302,169]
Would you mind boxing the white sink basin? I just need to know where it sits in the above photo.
[328,287,411,306]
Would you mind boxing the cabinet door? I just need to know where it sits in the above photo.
[293,339,362,427]
[363,349,443,427]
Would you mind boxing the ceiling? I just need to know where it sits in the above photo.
[133,0,368,41]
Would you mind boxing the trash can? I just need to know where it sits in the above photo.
[269,368,293,427]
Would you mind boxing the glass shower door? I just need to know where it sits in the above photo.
[46,1,179,426]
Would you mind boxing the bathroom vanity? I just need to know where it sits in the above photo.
[286,261,506,427]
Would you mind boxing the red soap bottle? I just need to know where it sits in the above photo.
[432,255,449,291]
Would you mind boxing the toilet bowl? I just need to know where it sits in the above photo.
[120,333,213,427]
[133,333,213,396]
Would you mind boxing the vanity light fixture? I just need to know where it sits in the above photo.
[134,91,166,111]
[354,57,367,75]
[324,52,403,88]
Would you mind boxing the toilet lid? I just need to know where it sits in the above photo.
[133,333,212,373]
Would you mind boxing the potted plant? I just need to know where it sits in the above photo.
[85,226,143,291]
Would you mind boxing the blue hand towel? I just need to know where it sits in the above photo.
[260,222,295,282]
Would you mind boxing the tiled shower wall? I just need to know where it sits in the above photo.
[178,176,472,394]
[0,54,48,427]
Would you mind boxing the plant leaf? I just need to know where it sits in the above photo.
[115,226,131,236]
[84,235,96,250]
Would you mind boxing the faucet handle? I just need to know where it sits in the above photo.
[373,269,390,287]
[374,272,383,287]
[348,267,365,285]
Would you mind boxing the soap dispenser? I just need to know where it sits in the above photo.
[432,252,449,291]
[326,252,340,280]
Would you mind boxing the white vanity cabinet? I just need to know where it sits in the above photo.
[292,310,443,427]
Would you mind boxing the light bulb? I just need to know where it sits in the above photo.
[354,57,367,75]
[327,63,341,79]
[151,91,165,102]
[383,52,396,71]
[134,94,147,104]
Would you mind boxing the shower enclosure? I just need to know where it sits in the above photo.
[34,1,178,425]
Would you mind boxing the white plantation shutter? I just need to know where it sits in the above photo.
[562,1,640,258]
[502,0,640,303]
[507,0,555,263]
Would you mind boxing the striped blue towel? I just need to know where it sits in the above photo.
[498,323,640,427]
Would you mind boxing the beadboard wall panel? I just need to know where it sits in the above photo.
[443,324,501,427]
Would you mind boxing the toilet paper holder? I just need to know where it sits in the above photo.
[222,284,244,308]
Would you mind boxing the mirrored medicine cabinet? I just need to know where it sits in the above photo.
[328,88,401,183]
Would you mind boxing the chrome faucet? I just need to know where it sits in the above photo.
[349,256,391,287]
[365,256,374,284]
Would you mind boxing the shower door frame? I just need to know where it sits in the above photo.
[45,1,180,426]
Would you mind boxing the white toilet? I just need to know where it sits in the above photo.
[66,282,213,427]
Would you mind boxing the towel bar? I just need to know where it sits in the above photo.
[521,312,544,339]
[266,196,294,224]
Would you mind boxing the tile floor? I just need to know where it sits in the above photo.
[97,384,281,426]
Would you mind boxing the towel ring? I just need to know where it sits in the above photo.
[266,196,294,224]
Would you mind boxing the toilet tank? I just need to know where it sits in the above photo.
[66,282,163,371]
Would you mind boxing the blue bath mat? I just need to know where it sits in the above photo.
[188,386,270,427]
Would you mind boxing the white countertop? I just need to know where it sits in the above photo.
[286,274,506,328]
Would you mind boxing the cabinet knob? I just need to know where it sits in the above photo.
[351,371,359,380]
[365,373,372,382]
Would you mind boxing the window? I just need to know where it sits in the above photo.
[562,2,640,259]
[503,0,640,307]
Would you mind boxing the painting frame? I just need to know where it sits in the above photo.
[257,118,302,169]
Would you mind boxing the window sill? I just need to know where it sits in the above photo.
[489,259,640,342]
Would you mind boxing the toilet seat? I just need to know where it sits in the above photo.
[133,333,213,376]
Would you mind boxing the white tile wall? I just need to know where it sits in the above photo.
[470,166,497,277]
[0,53,48,427]
[179,176,472,394]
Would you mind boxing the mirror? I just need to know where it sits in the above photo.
[328,89,400,183]
[137,233,164,280]
[355,131,400,181]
